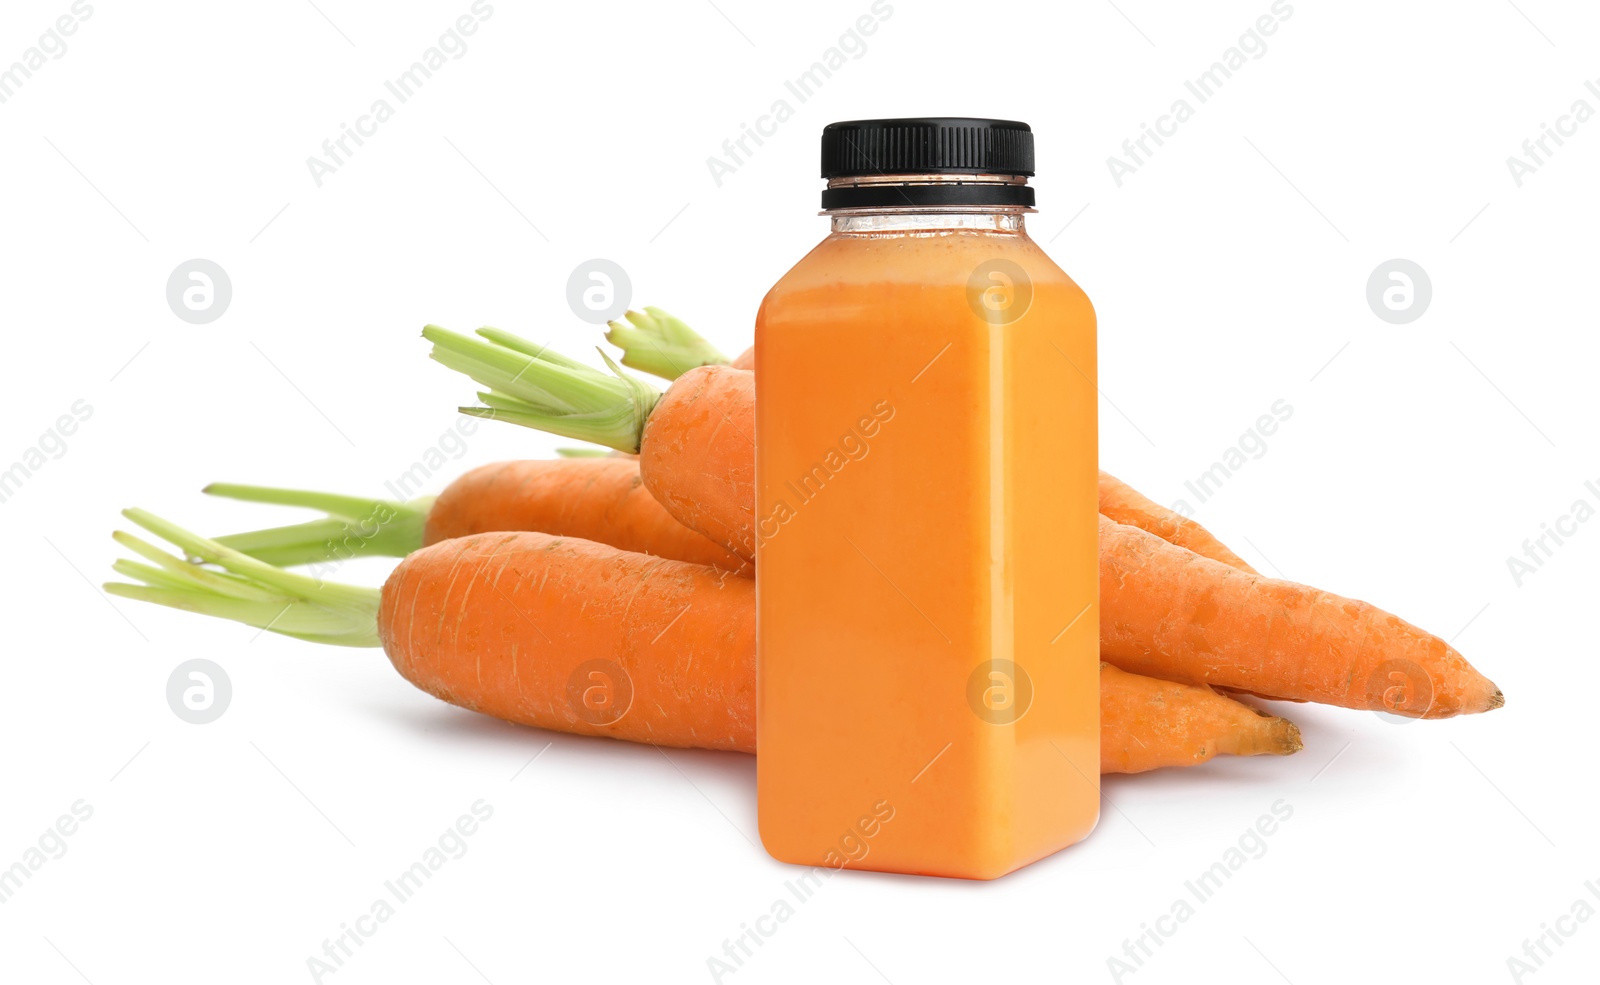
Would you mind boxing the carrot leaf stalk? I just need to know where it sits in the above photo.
[422,325,661,453]
[104,508,381,647]
[554,447,613,458]
[203,483,434,567]
[604,307,728,381]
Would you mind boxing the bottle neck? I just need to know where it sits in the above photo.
[829,211,1027,234]
[821,172,1034,217]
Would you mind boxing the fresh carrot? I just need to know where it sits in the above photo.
[206,458,746,574]
[1096,469,1294,719]
[1098,662,1301,772]
[1098,514,1502,717]
[423,325,755,559]
[425,459,745,571]
[107,512,1298,771]
[1097,470,1258,574]
[109,512,756,749]
[633,366,755,560]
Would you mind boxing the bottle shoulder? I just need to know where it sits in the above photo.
[759,228,1088,328]
[766,229,1078,293]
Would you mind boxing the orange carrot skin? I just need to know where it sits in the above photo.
[639,366,756,561]
[383,538,1283,768]
[622,376,1498,718]
[1098,470,1258,574]
[380,532,757,751]
[1098,515,1501,717]
[425,459,747,574]
[1099,662,1300,772]
[730,347,754,371]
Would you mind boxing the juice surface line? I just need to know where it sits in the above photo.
[755,118,1101,880]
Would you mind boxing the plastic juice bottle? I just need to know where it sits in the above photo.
[754,118,1100,880]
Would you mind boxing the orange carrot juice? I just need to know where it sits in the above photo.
[755,119,1100,879]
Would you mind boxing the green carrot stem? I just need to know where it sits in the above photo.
[105,509,381,647]
[423,324,661,454]
[203,483,433,567]
[604,307,729,381]
[204,483,405,520]
[113,532,281,601]
[473,327,592,371]
[211,517,377,567]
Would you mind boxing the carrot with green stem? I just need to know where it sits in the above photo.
[105,510,1300,770]
[424,325,1503,718]
[423,325,755,559]
[206,458,745,574]
[109,511,756,748]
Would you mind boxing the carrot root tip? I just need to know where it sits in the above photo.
[1276,720,1304,755]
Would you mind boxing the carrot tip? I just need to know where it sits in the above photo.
[1488,687,1505,710]
[1277,719,1304,755]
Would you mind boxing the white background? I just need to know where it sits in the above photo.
[2,0,1597,982]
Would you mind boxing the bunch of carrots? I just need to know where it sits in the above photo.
[108,308,1501,778]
